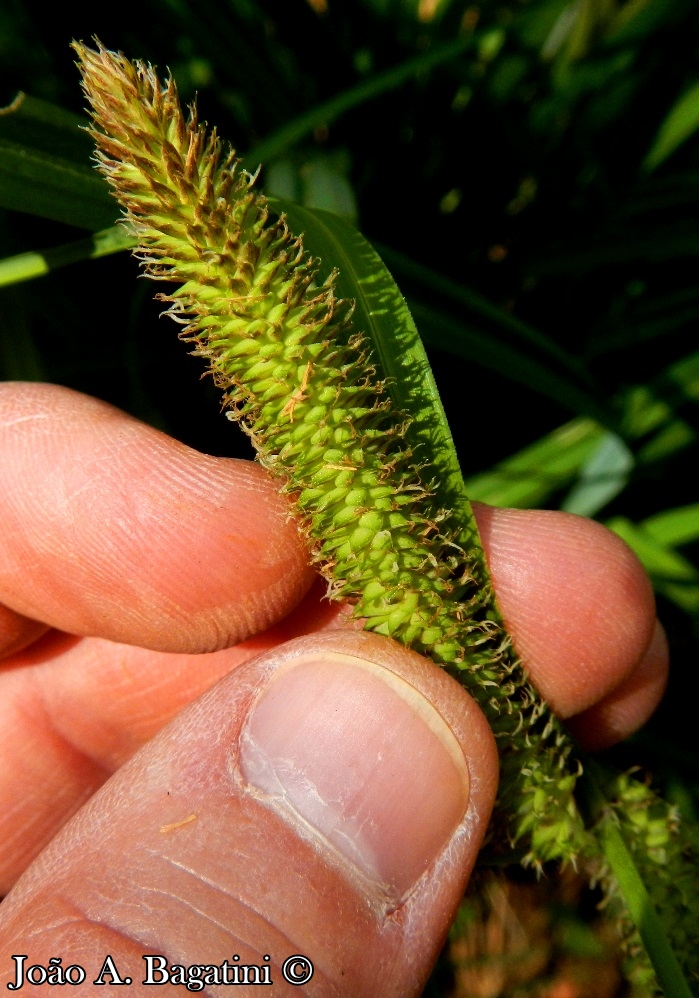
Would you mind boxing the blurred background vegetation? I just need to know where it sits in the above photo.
[1,0,698,993]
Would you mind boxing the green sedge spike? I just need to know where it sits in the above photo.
[590,767,699,996]
[74,41,699,991]
[73,37,586,869]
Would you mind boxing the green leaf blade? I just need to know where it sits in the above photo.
[644,80,699,173]
[0,138,117,230]
[0,225,136,288]
[464,418,607,509]
[0,92,116,229]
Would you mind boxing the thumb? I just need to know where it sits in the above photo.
[0,631,497,997]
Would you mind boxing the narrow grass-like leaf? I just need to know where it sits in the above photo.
[606,516,699,614]
[621,383,687,445]
[643,80,699,173]
[0,92,115,229]
[628,354,699,463]
[560,431,634,517]
[0,251,49,287]
[636,419,694,465]
[464,418,606,508]
[665,350,699,402]
[0,92,92,162]
[605,0,678,44]
[249,36,472,164]
[0,139,115,229]
[643,504,699,548]
[0,224,135,288]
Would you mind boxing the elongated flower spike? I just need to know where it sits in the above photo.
[73,37,585,867]
[75,40,699,991]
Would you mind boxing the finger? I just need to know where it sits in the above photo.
[0,603,48,661]
[0,382,314,653]
[0,631,498,998]
[472,503,662,720]
[566,620,669,751]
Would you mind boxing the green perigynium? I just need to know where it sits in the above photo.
[75,41,699,991]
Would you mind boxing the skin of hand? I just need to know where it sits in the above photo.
[0,382,668,996]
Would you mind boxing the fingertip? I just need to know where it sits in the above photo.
[472,504,657,718]
[567,619,669,751]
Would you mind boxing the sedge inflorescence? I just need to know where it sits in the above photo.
[72,38,590,871]
[74,42,699,991]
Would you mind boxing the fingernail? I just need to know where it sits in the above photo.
[238,652,470,900]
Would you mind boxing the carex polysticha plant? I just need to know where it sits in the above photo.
[74,41,699,995]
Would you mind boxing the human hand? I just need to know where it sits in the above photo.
[0,383,668,995]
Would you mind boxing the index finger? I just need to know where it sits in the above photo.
[0,382,315,653]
